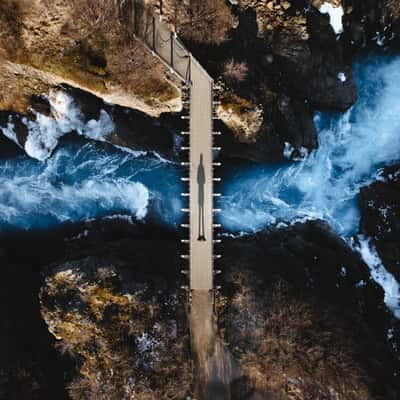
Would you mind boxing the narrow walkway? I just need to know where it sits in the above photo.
[188,59,214,290]
[131,1,216,291]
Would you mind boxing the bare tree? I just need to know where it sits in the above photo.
[67,0,136,42]
[164,0,232,45]
[222,58,248,83]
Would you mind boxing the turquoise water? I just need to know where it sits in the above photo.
[220,56,400,236]
[1,56,400,236]
[0,138,182,230]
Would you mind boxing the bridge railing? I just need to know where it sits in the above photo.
[131,0,191,82]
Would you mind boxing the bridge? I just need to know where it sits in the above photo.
[131,1,220,293]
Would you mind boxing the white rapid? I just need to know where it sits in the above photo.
[353,236,400,319]
[220,56,400,237]
[0,140,182,230]
[2,90,115,161]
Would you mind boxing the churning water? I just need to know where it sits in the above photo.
[0,89,183,230]
[220,56,400,237]
[0,139,182,230]
[1,56,400,236]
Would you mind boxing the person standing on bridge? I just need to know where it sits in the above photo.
[197,153,206,241]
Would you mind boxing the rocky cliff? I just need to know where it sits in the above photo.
[0,0,182,117]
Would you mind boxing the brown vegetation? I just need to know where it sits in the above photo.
[160,0,232,45]
[221,267,377,400]
[386,0,400,19]
[217,90,263,143]
[40,258,193,400]
[222,59,249,83]
[0,0,181,116]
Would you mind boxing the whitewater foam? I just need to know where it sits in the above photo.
[1,90,115,161]
[220,56,400,236]
[0,139,187,230]
[1,118,21,147]
[353,235,400,318]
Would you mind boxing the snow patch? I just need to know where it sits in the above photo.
[337,72,346,82]
[319,3,344,34]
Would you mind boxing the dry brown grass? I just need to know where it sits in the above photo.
[217,91,263,143]
[222,268,375,400]
[0,0,29,61]
[386,0,400,19]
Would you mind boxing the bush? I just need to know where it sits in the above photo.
[222,58,248,83]
[163,0,232,45]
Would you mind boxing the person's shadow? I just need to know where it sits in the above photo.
[197,154,206,241]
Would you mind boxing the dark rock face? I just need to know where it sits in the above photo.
[275,9,357,112]
[275,95,318,152]
[219,93,318,163]
[220,220,400,399]
[190,1,400,163]
[0,124,23,157]
[196,5,359,163]
[360,163,400,282]
[219,119,284,163]
[0,220,189,399]
[222,220,380,303]
[69,87,181,159]
[0,229,73,400]
[343,0,400,50]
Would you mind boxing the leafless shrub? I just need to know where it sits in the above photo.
[69,0,131,33]
[222,268,373,399]
[163,0,232,45]
[65,0,138,48]
[222,58,248,83]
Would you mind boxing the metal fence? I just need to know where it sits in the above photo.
[131,0,191,82]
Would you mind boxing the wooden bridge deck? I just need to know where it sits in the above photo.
[188,58,214,290]
[132,1,216,292]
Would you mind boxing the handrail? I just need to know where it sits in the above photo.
[131,0,212,84]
